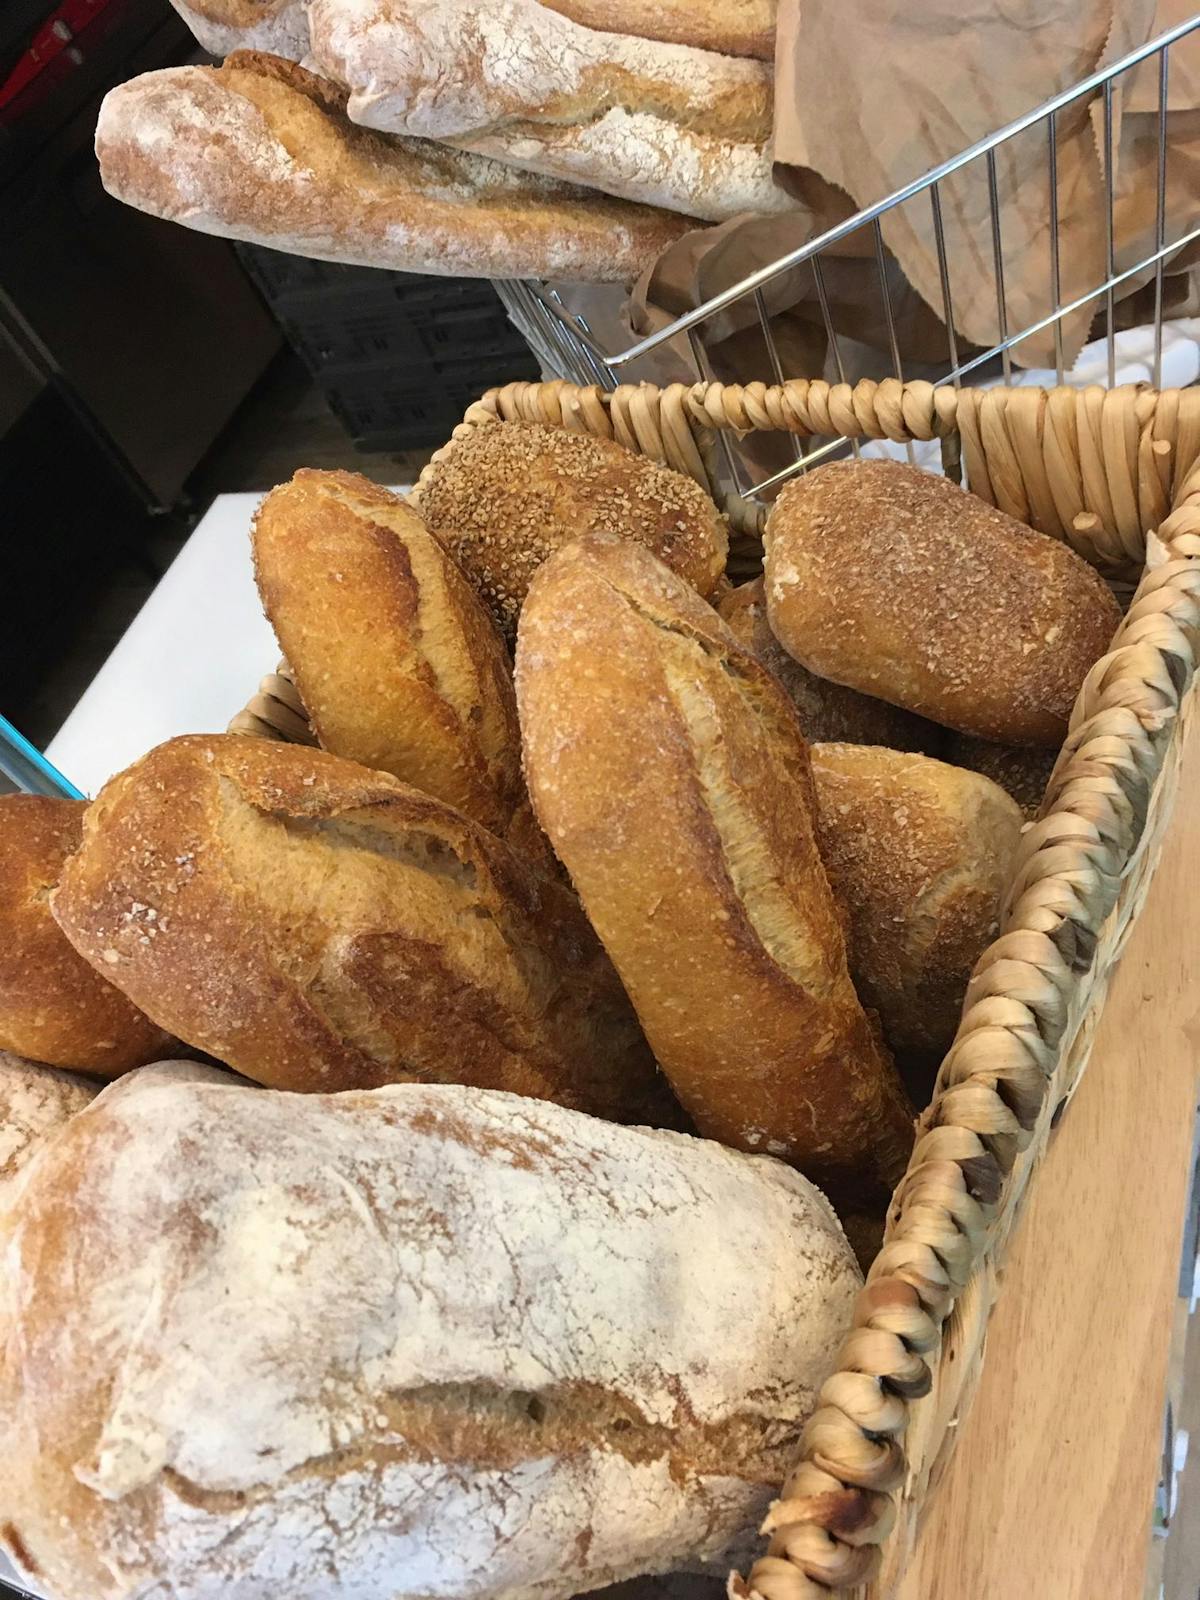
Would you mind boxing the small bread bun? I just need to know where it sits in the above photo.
[416,420,728,638]
[943,732,1059,818]
[764,460,1122,745]
[253,469,523,838]
[718,577,942,752]
[809,743,1024,1096]
[0,797,175,1076]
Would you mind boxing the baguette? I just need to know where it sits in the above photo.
[718,577,941,751]
[167,0,310,56]
[252,470,524,838]
[810,744,1024,1092]
[415,419,728,640]
[516,533,914,1204]
[51,736,669,1123]
[0,1072,858,1600]
[0,796,175,1076]
[309,0,787,220]
[95,53,693,282]
[764,460,1123,746]
[542,0,775,60]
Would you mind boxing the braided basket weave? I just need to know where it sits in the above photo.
[231,377,1200,1600]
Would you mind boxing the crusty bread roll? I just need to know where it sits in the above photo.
[0,1072,859,1600]
[943,732,1059,819]
[0,1054,97,1211]
[516,533,913,1203]
[764,460,1123,746]
[95,54,692,282]
[416,420,729,641]
[51,736,670,1122]
[253,470,524,837]
[717,577,942,751]
[810,744,1023,1090]
[0,796,175,1076]
[309,0,786,221]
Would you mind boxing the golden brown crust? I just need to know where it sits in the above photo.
[0,798,174,1077]
[95,57,693,284]
[50,736,671,1122]
[809,744,1024,1099]
[541,0,775,59]
[764,460,1123,746]
[515,534,914,1203]
[943,732,1060,819]
[253,470,523,838]
[718,578,943,753]
[417,420,729,640]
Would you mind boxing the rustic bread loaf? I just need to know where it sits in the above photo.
[717,577,941,751]
[168,0,310,55]
[416,420,729,641]
[95,54,693,282]
[764,459,1123,746]
[51,736,669,1122]
[515,533,914,1204]
[0,1054,98,1211]
[308,0,787,221]
[809,744,1024,1095]
[252,470,524,838]
[0,1071,859,1600]
[0,796,175,1076]
[943,732,1060,818]
[168,0,775,65]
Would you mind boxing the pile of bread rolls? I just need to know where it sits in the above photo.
[91,0,793,281]
[0,436,1121,1600]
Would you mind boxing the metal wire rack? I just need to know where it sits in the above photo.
[495,13,1200,504]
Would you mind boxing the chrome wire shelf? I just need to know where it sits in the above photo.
[496,13,1200,503]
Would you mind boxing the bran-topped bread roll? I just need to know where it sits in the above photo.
[309,0,786,221]
[718,577,941,751]
[516,533,914,1204]
[416,420,728,640]
[809,744,1024,1094]
[252,470,524,838]
[0,796,175,1076]
[95,54,693,282]
[0,1072,859,1600]
[764,459,1123,746]
[51,736,669,1122]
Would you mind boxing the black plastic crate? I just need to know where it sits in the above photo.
[235,245,538,449]
[322,351,537,451]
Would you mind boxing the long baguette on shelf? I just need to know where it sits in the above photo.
[308,0,788,220]
[94,53,694,281]
[170,0,776,63]
[168,0,310,57]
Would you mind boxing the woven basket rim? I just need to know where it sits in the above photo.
[234,377,1200,1599]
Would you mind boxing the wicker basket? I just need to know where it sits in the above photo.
[231,377,1200,1600]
